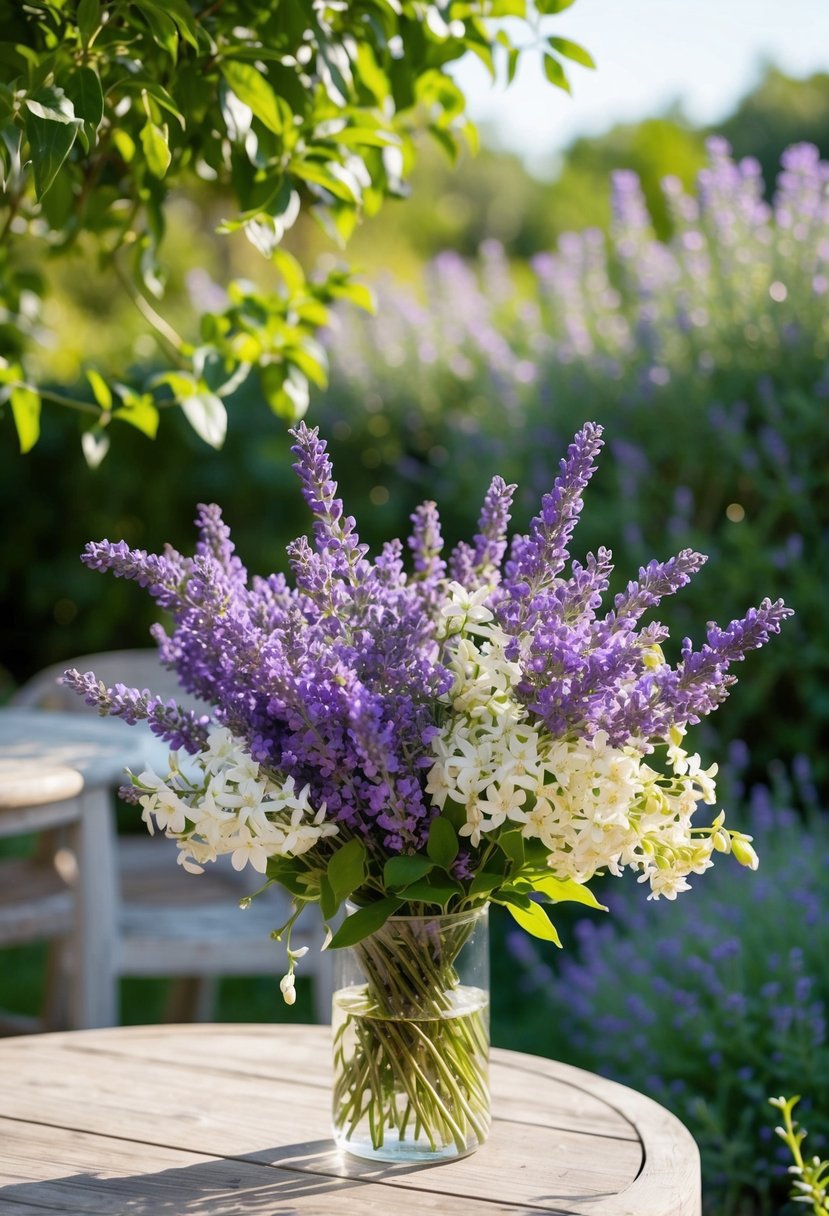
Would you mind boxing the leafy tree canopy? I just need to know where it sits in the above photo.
[0,0,589,458]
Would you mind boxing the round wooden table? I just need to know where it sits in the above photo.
[0,1024,700,1214]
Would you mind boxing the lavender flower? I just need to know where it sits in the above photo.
[73,423,790,902]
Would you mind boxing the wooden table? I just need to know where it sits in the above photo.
[0,1024,701,1215]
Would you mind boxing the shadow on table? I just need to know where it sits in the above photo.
[0,1139,554,1214]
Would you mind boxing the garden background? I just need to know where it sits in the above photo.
[2,6,829,1213]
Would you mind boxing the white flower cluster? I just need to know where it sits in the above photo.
[428,584,746,900]
[134,727,338,875]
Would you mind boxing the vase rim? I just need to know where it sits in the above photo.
[344,899,489,925]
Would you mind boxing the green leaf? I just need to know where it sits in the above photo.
[334,127,400,150]
[25,109,78,199]
[221,61,289,136]
[400,877,462,908]
[131,82,186,129]
[285,340,328,390]
[113,397,159,439]
[140,121,171,179]
[23,87,76,124]
[180,391,227,448]
[64,67,104,130]
[263,366,309,423]
[468,870,504,898]
[143,0,199,49]
[293,159,361,203]
[266,857,313,899]
[383,855,435,889]
[319,873,338,922]
[151,371,198,398]
[141,6,179,59]
[529,874,608,910]
[327,279,376,313]
[547,36,596,69]
[85,369,112,410]
[327,839,367,903]
[505,899,562,946]
[427,816,459,869]
[543,53,571,93]
[328,897,403,949]
[272,247,306,293]
[77,0,102,46]
[499,829,525,866]
[9,385,40,453]
[536,0,577,12]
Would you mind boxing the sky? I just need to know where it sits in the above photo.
[451,0,829,174]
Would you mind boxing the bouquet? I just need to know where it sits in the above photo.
[66,421,791,1160]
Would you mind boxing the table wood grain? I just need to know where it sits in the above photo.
[0,1024,701,1215]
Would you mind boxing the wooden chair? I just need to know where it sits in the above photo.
[11,651,334,1026]
[0,761,85,1034]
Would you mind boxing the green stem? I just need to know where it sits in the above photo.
[7,381,101,416]
[332,913,490,1157]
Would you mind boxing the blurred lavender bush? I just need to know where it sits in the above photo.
[318,138,829,786]
[505,754,828,1216]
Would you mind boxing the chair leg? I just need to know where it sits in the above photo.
[70,790,120,1029]
[41,940,69,1030]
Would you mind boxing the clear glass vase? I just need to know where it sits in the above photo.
[332,903,490,1164]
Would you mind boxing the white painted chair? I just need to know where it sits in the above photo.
[0,761,85,1034]
[11,651,334,1026]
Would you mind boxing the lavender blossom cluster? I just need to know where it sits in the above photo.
[66,422,790,856]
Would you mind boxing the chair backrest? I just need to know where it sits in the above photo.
[13,650,204,713]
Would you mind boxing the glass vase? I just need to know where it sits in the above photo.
[332,904,490,1164]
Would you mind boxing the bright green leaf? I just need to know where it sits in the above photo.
[285,340,328,390]
[427,816,459,869]
[293,159,361,203]
[221,61,289,136]
[114,397,159,439]
[335,127,400,150]
[9,385,41,453]
[543,53,571,93]
[112,128,136,163]
[383,855,435,889]
[536,0,577,12]
[85,369,112,410]
[505,899,562,946]
[327,897,403,949]
[547,36,596,69]
[140,121,171,178]
[327,278,376,314]
[130,82,186,129]
[529,874,608,910]
[270,367,309,422]
[272,247,306,294]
